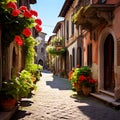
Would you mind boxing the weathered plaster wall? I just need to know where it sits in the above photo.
[112,5,120,99]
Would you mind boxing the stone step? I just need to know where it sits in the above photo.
[90,93,120,109]
[99,90,114,98]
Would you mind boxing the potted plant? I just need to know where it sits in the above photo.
[25,64,43,83]
[0,79,20,111]
[78,75,96,96]
[70,66,96,96]
[16,70,37,98]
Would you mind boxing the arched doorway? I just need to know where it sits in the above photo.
[104,34,115,92]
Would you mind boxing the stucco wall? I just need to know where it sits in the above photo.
[113,7,120,39]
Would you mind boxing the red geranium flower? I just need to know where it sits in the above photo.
[22,28,32,37]
[14,36,23,46]
[7,2,17,9]
[23,10,32,18]
[35,25,42,32]
[12,9,21,17]
[79,75,87,81]
[30,10,38,17]
[89,79,96,84]
[35,18,42,25]
[17,40,23,46]
[19,6,27,11]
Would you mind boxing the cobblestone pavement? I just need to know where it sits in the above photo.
[11,70,120,120]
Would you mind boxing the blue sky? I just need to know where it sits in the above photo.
[31,0,65,41]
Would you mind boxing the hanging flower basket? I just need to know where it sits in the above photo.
[46,45,66,55]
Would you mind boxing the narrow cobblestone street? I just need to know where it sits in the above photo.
[11,70,120,120]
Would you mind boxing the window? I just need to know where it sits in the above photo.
[77,47,82,66]
[87,43,92,67]
[98,0,106,4]
[66,20,69,41]
[17,0,22,7]
[72,48,75,67]
[71,15,74,35]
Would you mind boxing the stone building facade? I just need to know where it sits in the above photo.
[35,32,47,69]
[0,0,37,87]
[47,0,120,100]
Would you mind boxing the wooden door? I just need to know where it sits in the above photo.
[104,34,115,92]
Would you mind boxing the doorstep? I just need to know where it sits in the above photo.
[90,93,120,109]
[0,106,18,120]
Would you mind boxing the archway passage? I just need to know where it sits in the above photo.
[38,59,43,66]
[104,34,115,92]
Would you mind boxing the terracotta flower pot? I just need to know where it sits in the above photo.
[0,98,17,111]
[82,86,92,96]
[75,85,82,95]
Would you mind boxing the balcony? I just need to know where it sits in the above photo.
[73,0,115,30]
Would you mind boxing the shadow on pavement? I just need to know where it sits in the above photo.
[71,94,120,120]
[46,75,72,90]
[10,110,32,120]
[77,103,120,120]
[20,100,33,107]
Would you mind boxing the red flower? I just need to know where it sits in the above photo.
[89,79,96,84]
[7,2,17,9]
[74,83,77,88]
[12,9,21,17]
[30,10,38,17]
[23,10,32,18]
[35,25,42,32]
[79,75,87,81]
[14,36,23,46]
[17,40,23,46]
[19,6,27,11]
[35,18,42,25]
[22,28,32,37]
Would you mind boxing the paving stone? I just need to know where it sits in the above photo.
[11,70,120,120]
